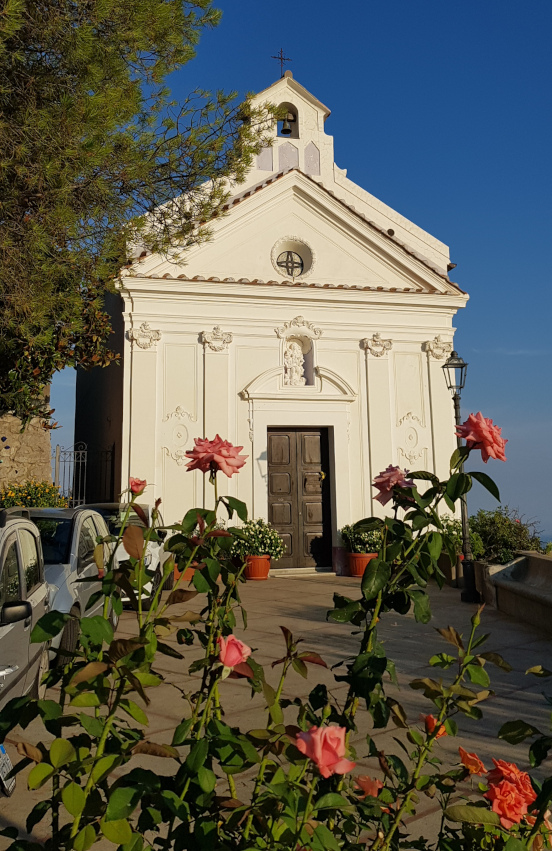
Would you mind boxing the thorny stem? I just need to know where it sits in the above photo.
[69,678,126,840]
[243,658,293,840]
[375,614,482,851]
[102,498,134,622]
[297,776,318,843]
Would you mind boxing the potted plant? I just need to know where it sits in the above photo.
[340,523,383,577]
[231,518,285,580]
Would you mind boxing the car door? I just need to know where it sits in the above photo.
[0,531,28,710]
[18,526,48,694]
[75,514,103,617]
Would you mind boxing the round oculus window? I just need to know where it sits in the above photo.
[276,250,304,278]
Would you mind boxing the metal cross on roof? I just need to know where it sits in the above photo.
[271,48,292,77]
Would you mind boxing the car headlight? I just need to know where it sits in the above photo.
[143,554,152,567]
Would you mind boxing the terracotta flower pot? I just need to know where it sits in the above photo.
[244,555,271,581]
[347,552,377,578]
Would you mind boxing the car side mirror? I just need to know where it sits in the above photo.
[1,601,32,625]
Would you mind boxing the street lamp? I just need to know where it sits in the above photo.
[442,350,480,603]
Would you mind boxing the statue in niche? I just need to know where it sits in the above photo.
[283,339,306,386]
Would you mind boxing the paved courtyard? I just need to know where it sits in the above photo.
[2,574,552,847]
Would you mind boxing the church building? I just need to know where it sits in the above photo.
[75,72,468,572]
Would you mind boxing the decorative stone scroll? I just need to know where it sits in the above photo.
[397,413,427,467]
[160,406,196,466]
[128,322,161,350]
[201,326,233,352]
[275,316,322,340]
[361,332,392,357]
[423,335,452,360]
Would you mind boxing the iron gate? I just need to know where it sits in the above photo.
[52,443,114,506]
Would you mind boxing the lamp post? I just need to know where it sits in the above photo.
[442,351,480,603]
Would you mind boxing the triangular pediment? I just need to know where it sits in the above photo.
[132,170,462,296]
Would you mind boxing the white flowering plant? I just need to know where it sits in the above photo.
[230,517,286,559]
[340,523,383,554]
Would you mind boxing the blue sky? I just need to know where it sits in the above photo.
[51,0,552,536]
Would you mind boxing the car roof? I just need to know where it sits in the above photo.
[28,507,96,519]
[83,503,144,510]
[0,507,31,526]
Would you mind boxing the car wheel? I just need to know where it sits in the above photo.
[56,607,80,667]
[31,647,49,700]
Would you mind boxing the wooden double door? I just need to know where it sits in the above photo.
[267,428,332,569]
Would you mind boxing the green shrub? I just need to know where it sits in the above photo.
[0,480,67,508]
[469,505,543,564]
[340,523,383,554]
[439,515,485,560]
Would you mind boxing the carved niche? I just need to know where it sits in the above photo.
[128,322,162,350]
[275,316,322,388]
[201,326,233,352]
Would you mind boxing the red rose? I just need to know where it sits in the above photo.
[459,746,486,775]
[295,726,356,779]
[356,775,384,799]
[185,435,248,478]
[485,779,528,829]
[421,714,447,739]
[487,759,536,806]
[455,412,507,463]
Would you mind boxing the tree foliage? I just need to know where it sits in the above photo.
[0,0,274,421]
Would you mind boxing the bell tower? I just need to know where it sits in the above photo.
[250,71,335,185]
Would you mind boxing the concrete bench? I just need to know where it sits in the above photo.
[475,552,552,634]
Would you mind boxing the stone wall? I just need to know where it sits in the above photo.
[0,415,52,486]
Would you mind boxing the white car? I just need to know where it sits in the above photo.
[0,508,49,796]
[0,509,49,708]
[83,503,173,607]
[30,507,114,664]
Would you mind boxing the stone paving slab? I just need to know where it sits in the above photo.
[2,575,552,847]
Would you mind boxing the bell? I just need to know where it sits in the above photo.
[281,118,292,135]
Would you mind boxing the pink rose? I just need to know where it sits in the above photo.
[217,635,252,668]
[455,412,507,463]
[185,435,248,478]
[484,779,528,829]
[129,477,146,495]
[373,465,414,505]
[295,726,356,779]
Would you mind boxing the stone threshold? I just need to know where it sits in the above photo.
[269,566,334,577]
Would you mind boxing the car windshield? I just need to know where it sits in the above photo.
[33,518,72,564]
[95,508,146,537]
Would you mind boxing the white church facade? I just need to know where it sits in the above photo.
[75,72,468,572]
